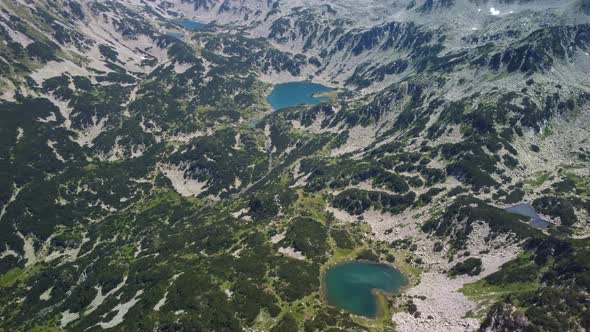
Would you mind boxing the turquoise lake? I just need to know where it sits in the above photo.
[324,261,406,318]
[267,81,333,110]
[176,19,207,30]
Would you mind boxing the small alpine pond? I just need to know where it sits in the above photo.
[176,19,207,30]
[506,203,552,229]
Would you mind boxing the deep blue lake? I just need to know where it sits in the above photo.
[324,261,406,318]
[267,81,333,110]
[506,203,551,229]
[176,19,207,30]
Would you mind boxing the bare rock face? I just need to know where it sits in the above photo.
[479,303,531,332]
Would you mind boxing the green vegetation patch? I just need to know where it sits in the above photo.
[332,189,416,215]
[282,217,329,262]
[467,237,590,330]
[0,267,26,288]
[449,257,482,277]
[533,196,578,226]
[274,259,320,302]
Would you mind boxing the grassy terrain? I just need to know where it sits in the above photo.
[524,171,551,187]
[462,280,538,319]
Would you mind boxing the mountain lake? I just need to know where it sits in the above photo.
[176,19,207,30]
[323,261,407,318]
[267,81,333,110]
[506,202,552,229]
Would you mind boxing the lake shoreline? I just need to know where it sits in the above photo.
[320,260,407,319]
[266,81,334,111]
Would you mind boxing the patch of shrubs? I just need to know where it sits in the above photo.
[274,259,320,302]
[449,257,482,276]
[504,188,525,204]
[433,241,444,252]
[330,228,356,250]
[332,189,416,215]
[303,307,365,331]
[533,196,577,226]
[283,217,328,261]
[271,314,299,332]
[26,41,59,62]
[356,249,380,262]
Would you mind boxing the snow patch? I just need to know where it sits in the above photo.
[224,289,233,298]
[60,310,79,328]
[271,231,286,244]
[17,232,37,267]
[154,273,182,311]
[161,164,208,197]
[48,140,66,162]
[0,247,19,259]
[231,208,249,218]
[86,276,128,315]
[153,291,168,311]
[96,290,144,329]
[40,286,53,301]
[37,112,57,123]
[16,128,24,142]
[0,184,22,223]
[168,128,212,143]
[278,246,306,260]
[72,116,108,147]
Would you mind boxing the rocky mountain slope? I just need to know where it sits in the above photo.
[0,0,589,331]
